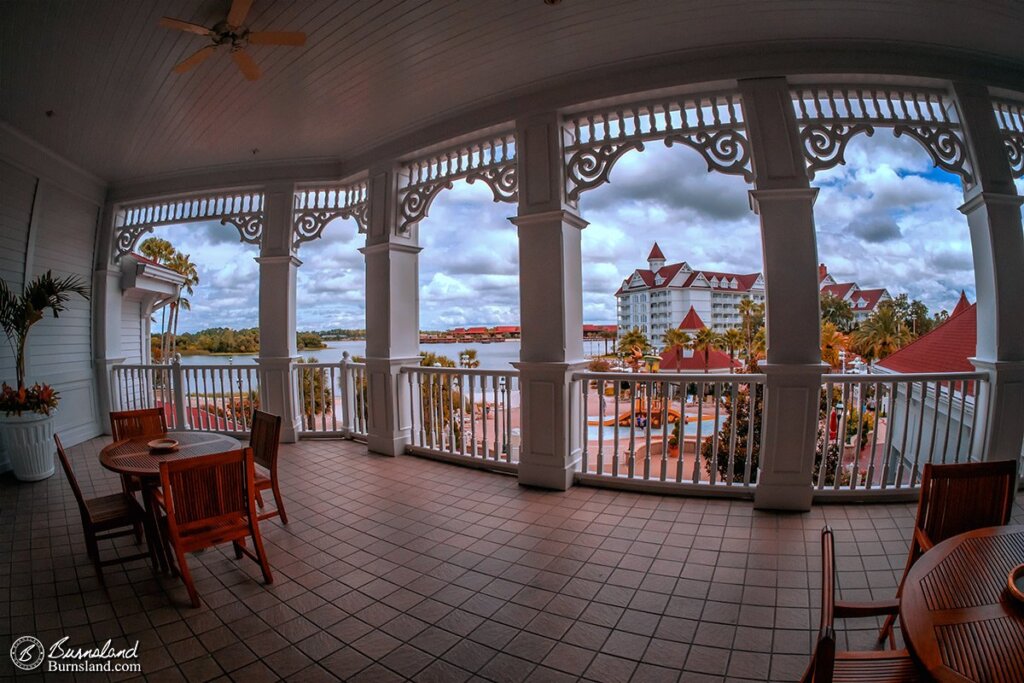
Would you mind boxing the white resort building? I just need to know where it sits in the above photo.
[615,243,765,341]
[818,263,892,323]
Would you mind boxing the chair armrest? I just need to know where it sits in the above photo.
[151,489,167,511]
[914,527,934,552]
[834,599,901,618]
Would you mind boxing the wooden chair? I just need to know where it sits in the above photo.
[109,407,167,441]
[55,435,156,582]
[803,527,923,683]
[154,448,273,607]
[109,408,168,493]
[249,410,286,523]
[878,459,1017,642]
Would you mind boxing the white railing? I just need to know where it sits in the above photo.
[110,358,259,433]
[573,372,766,495]
[401,366,519,471]
[294,353,368,438]
[814,372,987,498]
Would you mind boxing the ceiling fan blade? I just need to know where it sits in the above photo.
[173,46,216,73]
[226,0,254,27]
[232,50,261,80]
[247,31,306,46]
[159,17,212,36]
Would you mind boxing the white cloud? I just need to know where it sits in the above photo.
[155,130,979,333]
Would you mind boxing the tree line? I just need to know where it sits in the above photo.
[152,327,326,357]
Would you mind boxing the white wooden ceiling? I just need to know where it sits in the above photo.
[3,0,1023,185]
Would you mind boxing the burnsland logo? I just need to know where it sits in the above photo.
[10,636,44,671]
[9,635,141,673]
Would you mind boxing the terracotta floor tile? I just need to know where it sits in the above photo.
[4,436,1020,682]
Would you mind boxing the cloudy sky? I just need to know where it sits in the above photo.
[156,132,986,334]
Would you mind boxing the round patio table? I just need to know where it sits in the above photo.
[99,431,242,573]
[100,431,241,478]
[900,524,1024,682]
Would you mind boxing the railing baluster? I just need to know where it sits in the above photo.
[643,381,652,480]
[627,381,636,478]
[895,380,914,488]
[726,382,739,485]
[582,378,589,474]
[692,382,704,484]
[660,381,669,482]
[612,382,620,477]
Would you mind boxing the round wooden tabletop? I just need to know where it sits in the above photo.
[99,431,242,477]
[900,524,1024,682]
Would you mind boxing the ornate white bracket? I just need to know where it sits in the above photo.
[113,190,264,260]
[792,86,974,185]
[563,92,754,202]
[397,132,518,234]
[993,98,1024,179]
[293,180,369,248]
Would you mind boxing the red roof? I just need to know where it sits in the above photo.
[465,327,489,335]
[820,283,856,300]
[615,260,761,296]
[492,326,520,334]
[876,303,976,374]
[678,306,706,331]
[583,324,617,333]
[647,242,665,260]
[659,347,740,371]
[850,288,886,312]
[951,290,970,317]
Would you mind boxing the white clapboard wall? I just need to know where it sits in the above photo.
[0,126,107,469]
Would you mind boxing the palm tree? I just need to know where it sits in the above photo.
[140,237,176,359]
[820,321,850,370]
[691,327,722,373]
[850,304,911,362]
[661,328,691,372]
[722,328,744,373]
[166,252,200,358]
[0,271,89,391]
[600,329,617,356]
[738,297,765,365]
[617,326,650,357]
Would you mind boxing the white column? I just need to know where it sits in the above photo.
[740,77,825,511]
[93,203,126,431]
[257,181,302,442]
[361,163,421,456]
[953,82,1024,463]
[512,112,587,490]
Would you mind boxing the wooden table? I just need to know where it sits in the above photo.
[100,432,241,571]
[900,524,1024,682]
[100,431,241,477]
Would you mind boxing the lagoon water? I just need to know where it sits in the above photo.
[179,339,611,370]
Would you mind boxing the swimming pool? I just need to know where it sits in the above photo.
[585,416,723,441]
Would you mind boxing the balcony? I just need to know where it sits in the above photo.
[7,435,1022,681]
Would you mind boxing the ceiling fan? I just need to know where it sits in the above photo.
[160,0,306,80]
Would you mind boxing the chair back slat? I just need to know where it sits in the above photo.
[160,449,251,528]
[249,411,281,471]
[110,408,167,441]
[54,435,87,514]
[917,460,1016,546]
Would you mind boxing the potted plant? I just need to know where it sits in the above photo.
[0,271,89,481]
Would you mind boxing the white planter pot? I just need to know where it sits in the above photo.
[0,411,57,481]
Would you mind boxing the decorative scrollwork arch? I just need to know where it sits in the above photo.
[292,180,369,248]
[993,97,1024,179]
[563,92,753,202]
[396,132,518,234]
[791,85,974,186]
[113,190,265,260]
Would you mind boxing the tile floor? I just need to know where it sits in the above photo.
[2,437,1021,682]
